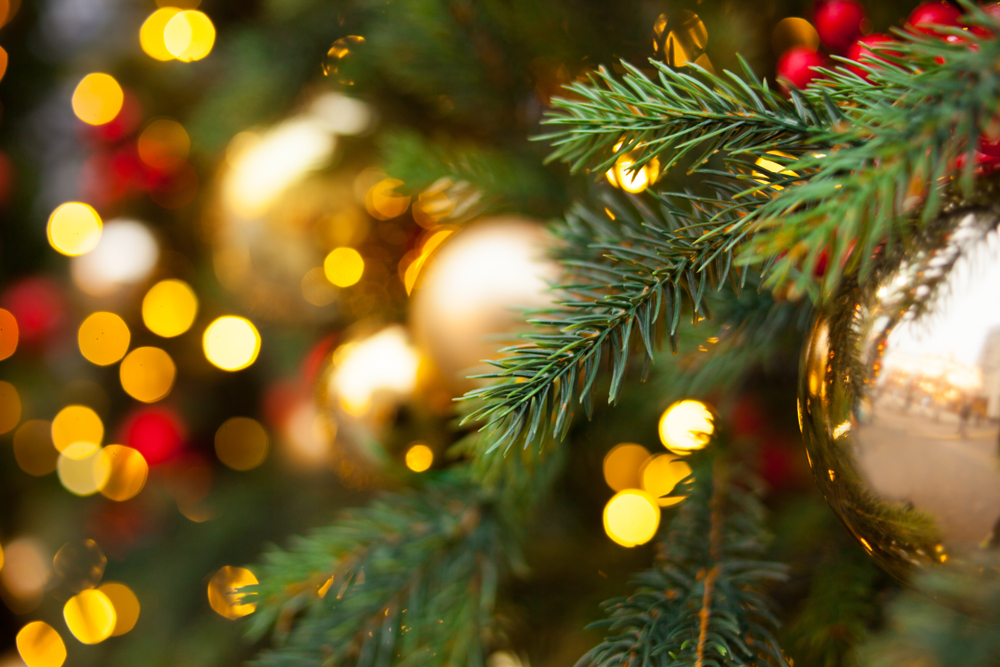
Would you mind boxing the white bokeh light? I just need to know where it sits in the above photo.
[71,219,159,295]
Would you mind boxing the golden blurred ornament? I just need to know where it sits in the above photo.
[800,211,1000,579]
[653,10,713,72]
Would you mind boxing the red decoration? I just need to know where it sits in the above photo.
[120,407,186,465]
[968,3,1000,38]
[907,1,963,35]
[1,277,65,346]
[777,47,825,89]
[846,34,896,80]
[814,0,867,52]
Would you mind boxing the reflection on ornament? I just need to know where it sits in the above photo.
[410,217,558,390]
[603,490,661,547]
[401,227,455,295]
[71,220,159,295]
[658,400,714,454]
[800,212,1000,578]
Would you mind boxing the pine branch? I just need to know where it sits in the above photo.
[579,450,788,667]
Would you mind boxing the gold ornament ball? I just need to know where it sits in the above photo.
[410,217,558,390]
[799,212,1000,579]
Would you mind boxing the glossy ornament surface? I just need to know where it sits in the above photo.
[800,207,1000,579]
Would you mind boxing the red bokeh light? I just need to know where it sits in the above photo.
[119,406,186,465]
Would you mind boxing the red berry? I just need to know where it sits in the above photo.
[846,34,897,80]
[777,47,825,89]
[814,0,867,52]
[907,1,963,36]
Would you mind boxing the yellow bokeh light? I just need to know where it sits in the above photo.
[120,347,176,403]
[163,10,215,62]
[658,400,715,454]
[98,583,140,636]
[51,405,103,453]
[203,316,260,371]
[47,203,103,257]
[0,308,18,361]
[401,228,455,295]
[207,566,258,619]
[71,73,123,126]
[52,540,106,594]
[405,443,434,472]
[16,622,66,667]
[603,490,661,548]
[1,539,50,607]
[137,119,190,169]
[640,454,692,507]
[57,442,109,496]
[323,248,365,288]
[63,589,116,644]
[329,327,420,416]
[140,8,180,61]
[78,312,130,366]
[753,151,798,190]
[97,445,149,501]
[772,17,820,55]
[0,380,20,434]
[365,178,411,220]
[602,443,651,492]
[142,279,198,338]
[0,543,3,572]
[214,417,269,471]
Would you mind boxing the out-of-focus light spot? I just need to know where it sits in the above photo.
[98,583,139,636]
[410,181,459,229]
[13,421,56,476]
[658,11,709,68]
[405,443,433,472]
[71,220,159,296]
[365,178,410,220]
[207,566,257,619]
[2,539,50,608]
[51,406,103,453]
[323,248,364,288]
[97,446,148,501]
[401,228,454,295]
[52,540,105,593]
[47,203,102,257]
[301,268,337,306]
[203,316,260,371]
[2,278,65,346]
[283,400,333,466]
[121,407,185,465]
[223,119,334,216]
[214,417,268,471]
[163,10,215,62]
[641,454,692,507]
[658,400,714,454]
[57,442,108,496]
[603,490,661,547]
[142,279,198,338]
[606,141,660,194]
[0,381,20,434]
[120,347,176,403]
[772,17,820,55]
[137,119,190,170]
[308,93,372,135]
[15,622,65,667]
[77,312,130,366]
[140,8,180,61]
[0,544,3,571]
[0,308,18,360]
[72,74,123,126]
[329,327,420,416]
[602,443,651,492]
[323,35,364,84]
[63,589,116,644]
[753,152,797,189]
[0,46,7,84]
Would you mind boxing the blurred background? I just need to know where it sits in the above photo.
[0,0,928,666]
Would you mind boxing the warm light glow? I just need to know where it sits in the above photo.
[140,8,181,61]
[119,347,176,403]
[402,228,455,295]
[52,540,106,593]
[640,454,692,507]
[613,155,660,194]
[772,17,820,53]
[63,589,116,644]
[1,539,50,605]
[602,443,651,492]
[51,405,103,453]
[78,312,130,366]
[97,445,149,501]
[753,151,798,190]
[365,178,411,220]
[47,203,103,257]
[71,220,159,296]
[603,490,661,547]
[203,316,261,371]
[283,400,333,466]
[0,381,20,434]
[163,10,215,62]
[323,247,364,287]
[57,442,108,496]
[223,119,335,216]
[329,327,420,416]
[405,443,433,472]
[0,308,18,361]
[214,417,269,471]
[137,119,190,169]
[15,622,65,667]
[99,583,140,636]
[142,279,198,338]
[301,267,337,306]
[658,400,715,454]
[207,566,258,619]
[71,73,123,126]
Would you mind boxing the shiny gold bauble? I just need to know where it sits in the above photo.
[800,212,1000,579]
[409,217,559,391]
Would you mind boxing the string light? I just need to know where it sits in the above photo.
[203,316,261,371]
[47,203,103,257]
[405,443,433,472]
[603,490,661,547]
[658,400,715,454]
